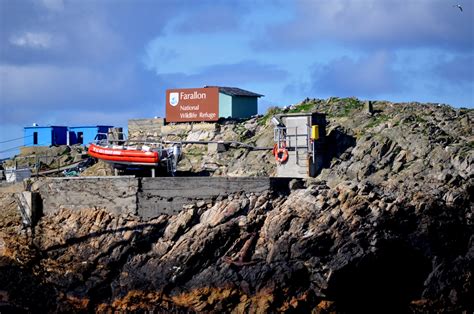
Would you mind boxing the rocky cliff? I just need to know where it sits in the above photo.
[3,145,88,171]
[0,98,472,313]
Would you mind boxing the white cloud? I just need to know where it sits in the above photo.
[257,0,473,51]
[9,32,53,49]
[40,0,64,11]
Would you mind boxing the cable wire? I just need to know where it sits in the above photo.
[0,142,50,154]
[0,135,32,144]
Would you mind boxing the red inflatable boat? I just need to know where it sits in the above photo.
[88,143,160,165]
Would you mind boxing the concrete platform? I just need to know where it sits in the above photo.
[30,176,295,220]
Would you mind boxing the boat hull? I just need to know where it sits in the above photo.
[88,143,160,165]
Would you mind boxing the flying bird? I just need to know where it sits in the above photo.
[453,4,463,12]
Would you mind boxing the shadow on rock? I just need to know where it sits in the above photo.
[0,256,57,313]
[42,222,165,253]
[325,126,357,165]
[325,241,431,313]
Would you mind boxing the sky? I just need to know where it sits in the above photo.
[0,0,473,158]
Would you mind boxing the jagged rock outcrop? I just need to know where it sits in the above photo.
[3,145,88,171]
[0,99,472,312]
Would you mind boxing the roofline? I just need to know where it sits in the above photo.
[168,86,264,97]
[68,125,114,128]
[204,85,264,97]
[218,91,264,97]
[24,126,68,129]
[24,125,113,129]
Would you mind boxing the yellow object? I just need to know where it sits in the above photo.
[311,125,319,140]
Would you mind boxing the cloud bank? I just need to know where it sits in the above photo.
[0,0,472,157]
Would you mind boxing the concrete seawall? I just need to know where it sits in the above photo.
[32,176,139,216]
[31,176,293,220]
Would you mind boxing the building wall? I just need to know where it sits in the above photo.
[218,93,233,118]
[68,127,97,145]
[24,127,51,146]
[24,127,67,146]
[231,96,258,118]
[53,127,68,145]
[68,126,112,145]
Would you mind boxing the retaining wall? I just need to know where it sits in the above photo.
[138,177,278,219]
[31,176,292,220]
[32,176,138,216]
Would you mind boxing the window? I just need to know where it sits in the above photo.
[78,132,83,144]
[33,132,38,145]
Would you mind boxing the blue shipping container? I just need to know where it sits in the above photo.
[24,126,68,146]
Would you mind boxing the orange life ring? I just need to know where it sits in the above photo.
[275,148,289,163]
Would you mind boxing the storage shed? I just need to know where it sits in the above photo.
[24,126,68,146]
[209,86,263,119]
[67,125,113,145]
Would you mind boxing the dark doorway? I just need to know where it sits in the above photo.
[33,132,38,145]
[78,132,84,144]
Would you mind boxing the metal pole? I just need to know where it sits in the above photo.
[312,140,316,164]
[288,128,290,149]
[278,128,281,149]
[295,126,298,165]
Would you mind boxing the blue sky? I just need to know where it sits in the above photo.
[1,0,473,158]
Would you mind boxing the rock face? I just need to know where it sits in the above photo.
[162,118,276,177]
[3,145,88,171]
[80,160,114,177]
[0,99,473,313]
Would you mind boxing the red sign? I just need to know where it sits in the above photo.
[166,87,219,122]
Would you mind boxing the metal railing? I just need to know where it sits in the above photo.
[274,126,312,165]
